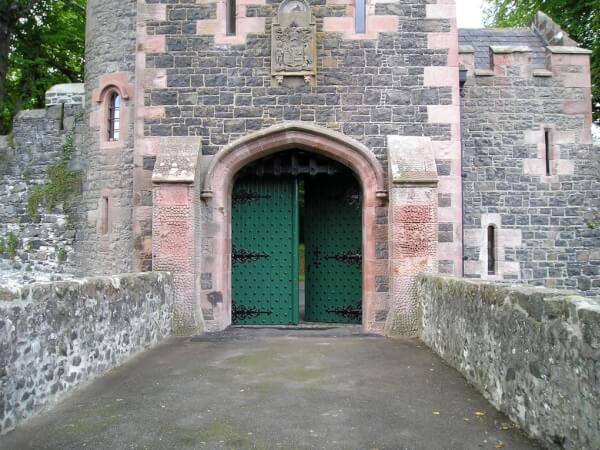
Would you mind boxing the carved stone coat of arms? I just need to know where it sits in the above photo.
[271,0,316,84]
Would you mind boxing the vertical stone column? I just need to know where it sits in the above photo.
[385,136,439,336]
[152,140,204,335]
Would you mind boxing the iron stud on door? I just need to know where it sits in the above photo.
[231,176,299,325]
[304,174,362,324]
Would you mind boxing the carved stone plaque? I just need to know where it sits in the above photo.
[271,0,316,84]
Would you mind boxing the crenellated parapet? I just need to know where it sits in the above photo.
[459,14,598,293]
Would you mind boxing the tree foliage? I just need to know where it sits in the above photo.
[0,0,86,134]
[484,0,600,122]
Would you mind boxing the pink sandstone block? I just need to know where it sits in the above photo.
[392,205,436,224]
[144,69,167,89]
[426,3,456,19]
[427,32,458,51]
[423,66,459,87]
[141,35,166,53]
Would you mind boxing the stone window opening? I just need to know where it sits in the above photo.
[355,0,366,33]
[59,102,65,131]
[487,225,496,275]
[544,129,552,176]
[108,92,120,142]
[100,196,109,235]
[226,0,236,36]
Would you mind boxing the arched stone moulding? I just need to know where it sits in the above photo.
[200,122,388,333]
[90,72,133,149]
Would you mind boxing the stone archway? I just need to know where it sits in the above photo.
[151,124,439,336]
[199,122,388,333]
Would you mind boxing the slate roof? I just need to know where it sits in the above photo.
[458,28,547,69]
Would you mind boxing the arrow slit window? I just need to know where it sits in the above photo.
[487,225,496,275]
[227,0,236,35]
[355,0,366,33]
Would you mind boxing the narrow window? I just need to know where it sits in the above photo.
[108,92,120,142]
[226,0,236,36]
[355,0,366,33]
[544,129,551,176]
[487,225,496,275]
[59,102,65,131]
[101,197,109,235]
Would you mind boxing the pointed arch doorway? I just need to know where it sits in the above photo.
[199,122,388,332]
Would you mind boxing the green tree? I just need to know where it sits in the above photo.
[0,0,86,134]
[484,0,600,122]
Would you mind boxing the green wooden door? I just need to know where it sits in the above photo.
[304,174,362,323]
[232,176,299,325]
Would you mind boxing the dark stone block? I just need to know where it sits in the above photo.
[143,156,156,170]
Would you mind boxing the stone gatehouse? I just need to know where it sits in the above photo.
[0,1,597,336]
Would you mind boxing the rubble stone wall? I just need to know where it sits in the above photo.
[419,274,600,450]
[0,272,173,434]
[0,90,85,286]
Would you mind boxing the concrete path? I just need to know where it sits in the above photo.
[2,328,539,450]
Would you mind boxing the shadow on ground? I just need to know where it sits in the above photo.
[1,328,540,450]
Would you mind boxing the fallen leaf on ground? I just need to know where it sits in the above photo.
[495,441,505,449]
[474,411,486,417]
[432,411,440,415]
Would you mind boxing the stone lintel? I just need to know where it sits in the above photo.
[474,69,495,77]
[532,69,553,77]
[387,136,438,186]
[152,137,202,184]
[458,45,474,54]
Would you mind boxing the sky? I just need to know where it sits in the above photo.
[456,0,485,28]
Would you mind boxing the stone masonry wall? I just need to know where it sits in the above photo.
[419,274,600,450]
[0,93,85,286]
[135,0,464,281]
[0,272,174,434]
[460,39,600,295]
[73,0,138,276]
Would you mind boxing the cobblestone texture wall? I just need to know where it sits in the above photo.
[0,98,85,286]
[419,274,600,450]
[460,42,600,295]
[73,0,138,276]
[0,272,174,435]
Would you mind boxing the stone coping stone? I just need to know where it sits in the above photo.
[419,274,600,323]
[0,271,173,303]
[546,45,592,54]
[45,83,85,95]
[490,45,532,53]
[152,137,202,184]
[14,109,46,120]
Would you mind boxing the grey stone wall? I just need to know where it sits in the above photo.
[144,1,453,159]
[137,0,459,295]
[0,100,85,285]
[419,274,600,450]
[460,59,600,294]
[0,272,174,434]
[73,0,138,276]
[45,83,86,107]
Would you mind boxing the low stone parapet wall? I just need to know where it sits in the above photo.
[0,272,173,434]
[418,275,600,450]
